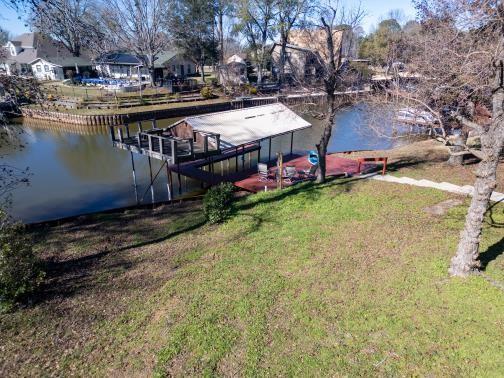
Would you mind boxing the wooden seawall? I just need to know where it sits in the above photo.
[20,90,367,126]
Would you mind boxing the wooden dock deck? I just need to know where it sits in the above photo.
[233,153,367,193]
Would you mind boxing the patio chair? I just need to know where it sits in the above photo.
[258,163,270,182]
[283,166,298,183]
[300,164,318,178]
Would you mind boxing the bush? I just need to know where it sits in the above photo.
[249,86,257,95]
[203,183,235,224]
[200,86,213,99]
[0,211,44,311]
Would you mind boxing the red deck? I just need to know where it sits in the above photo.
[233,153,366,193]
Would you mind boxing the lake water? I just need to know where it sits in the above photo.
[2,103,410,223]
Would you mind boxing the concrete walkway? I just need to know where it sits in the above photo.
[363,173,504,203]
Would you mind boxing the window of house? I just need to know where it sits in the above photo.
[187,64,191,74]
[36,65,42,72]
[44,65,49,72]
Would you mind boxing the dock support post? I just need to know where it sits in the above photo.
[290,132,294,155]
[130,152,139,204]
[166,164,172,203]
[235,147,238,172]
[177,163,182,194]
[268,137,272,162]
[148,157,155,204]
[257,142,261,164]
[137,121,143,132]
[242,145,245,171]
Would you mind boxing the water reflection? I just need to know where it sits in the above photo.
[3,104,418,223]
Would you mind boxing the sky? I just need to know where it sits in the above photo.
[0,0,417,38]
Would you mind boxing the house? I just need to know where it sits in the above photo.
[94,51,196,82]
[217,54,248,87]
[271,27,358,83]
[94,52,149,79]
[0,32,92,80]
[153,51,196,80]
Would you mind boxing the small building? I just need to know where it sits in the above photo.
[30,56,92,81]
[94,52,149,79]
[217,54,248,87]
[1,32,92,80]
[154,51,197,80]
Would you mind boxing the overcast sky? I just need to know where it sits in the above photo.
[0,0,417,38]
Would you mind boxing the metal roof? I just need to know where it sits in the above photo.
[185,103,312,148]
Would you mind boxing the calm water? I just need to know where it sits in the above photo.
[2,104,408,223]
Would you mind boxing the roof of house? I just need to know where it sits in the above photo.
[226,54,246,64]
[3,32,91,66]
[272,42,315,54]
[182,103,312,148]
[95,52,143,65]
[154,50,187,68]
[30,56,92,67]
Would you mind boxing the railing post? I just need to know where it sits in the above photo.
[189,139,194,159]
[151,119,157,129]
[109,126,116,142]
[118,128,124,143]
[171,139,177,164]
[148,134,153,151]
[159,136,164,155]
[138,132,142,148]
[137,120,143,132]
[125,123,130,138]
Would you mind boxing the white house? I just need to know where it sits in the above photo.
[94,52,150,79]
[94,51,197,82]
[1,32,92,80]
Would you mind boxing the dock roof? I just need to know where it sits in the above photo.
[184,103,312,148]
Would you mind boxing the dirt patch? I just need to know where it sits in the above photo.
[424,198,465,216]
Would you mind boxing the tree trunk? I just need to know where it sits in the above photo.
[316,95,336,183]
[149,65,155,87]
[279,36,287,86]
[218,12,224,66]
[447,132,468,165]
[449,65,504,277]
[200,62,206,82]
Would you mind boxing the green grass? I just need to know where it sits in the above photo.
[2,177,504,376]
[90,181,504,375]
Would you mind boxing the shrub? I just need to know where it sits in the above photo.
[249,86,257,95]
[0,211,44,311]
[200,86,213,99]
[203,182,235,224]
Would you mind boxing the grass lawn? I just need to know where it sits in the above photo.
[0,168,503,376]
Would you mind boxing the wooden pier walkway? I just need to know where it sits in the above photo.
[170,144,261,185]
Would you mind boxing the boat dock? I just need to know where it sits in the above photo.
[109,103,376,200]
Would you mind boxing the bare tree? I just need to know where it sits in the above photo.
[101,0,169,86]
[276,0,314,85]
[290,0,364,183]
[369,0,504,277]
[30,0,102,57]
[236,0,278,83]
[213,0,235,65]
